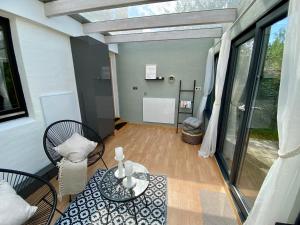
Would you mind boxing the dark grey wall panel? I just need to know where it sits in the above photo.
[70,36,114,138]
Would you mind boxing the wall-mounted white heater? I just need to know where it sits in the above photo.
[143,97,175,124]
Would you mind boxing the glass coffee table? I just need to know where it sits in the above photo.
[99,162,150,224]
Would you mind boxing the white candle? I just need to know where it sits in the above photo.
[115,147,124,160]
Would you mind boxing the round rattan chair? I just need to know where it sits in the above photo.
[43,120,108,169]
[0,168,57,225]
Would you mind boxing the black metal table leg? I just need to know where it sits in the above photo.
[132,200,138,225]
[124,201,138,224]
[104,199,112,225]
[141,194,149,208]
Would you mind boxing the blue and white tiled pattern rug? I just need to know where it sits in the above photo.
[55,169,167,225]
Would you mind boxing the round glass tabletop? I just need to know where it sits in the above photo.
[99,162,150,202]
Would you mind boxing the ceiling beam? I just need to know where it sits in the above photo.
[83,8,237,34]
[105,28,223,44]
[45,0,174,17]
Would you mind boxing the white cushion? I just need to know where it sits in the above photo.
[0,180,38,225]
[54,133,97,162]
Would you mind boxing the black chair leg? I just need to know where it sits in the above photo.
[42,198,63,215]
[101,158,109,169]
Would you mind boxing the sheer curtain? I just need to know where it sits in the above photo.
[0,67,12,109]
[199,32,231,158]
[244,0,300,224]
[196,47,214,124]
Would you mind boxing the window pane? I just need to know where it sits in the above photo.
[0,26,21,113]
[221,38,254,173]
[236,17,288,209]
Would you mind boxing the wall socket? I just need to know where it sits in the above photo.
[195,87,201,91]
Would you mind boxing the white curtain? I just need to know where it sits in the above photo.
[196,47,215,124]
[0,66,12,110]
[244,0,300,224]
[199,32,231,158]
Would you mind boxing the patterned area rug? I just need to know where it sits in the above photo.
[55,169,167,225]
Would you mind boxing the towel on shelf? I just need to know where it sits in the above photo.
[57,158,87,201]
[183,117,201,129]
[180,100,192,109]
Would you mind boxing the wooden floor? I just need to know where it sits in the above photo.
[50,123,240,225]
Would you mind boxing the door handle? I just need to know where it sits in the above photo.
[238,104,246,112]
[252,106,263,110]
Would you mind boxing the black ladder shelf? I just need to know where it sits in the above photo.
[176,80,196,133]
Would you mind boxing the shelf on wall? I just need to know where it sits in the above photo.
[145,77,164,81]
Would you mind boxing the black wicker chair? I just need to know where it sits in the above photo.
[43,120,108,169]
[0,168,57,225]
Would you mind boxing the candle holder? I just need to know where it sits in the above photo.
[122,161,136,189]
[114,147,125,179]
[114,156,125,179]
[122,176,137,189]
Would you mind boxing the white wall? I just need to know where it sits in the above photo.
[0,0,119,50]
[0,0,105,43]
[0,12,80,174]
[109,52,120,117]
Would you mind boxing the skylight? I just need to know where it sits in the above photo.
[80,0,240,23]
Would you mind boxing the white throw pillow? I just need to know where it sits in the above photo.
[0,180,38,225]
[54,133,97,162]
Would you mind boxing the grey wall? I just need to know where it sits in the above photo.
[116,38,214,125]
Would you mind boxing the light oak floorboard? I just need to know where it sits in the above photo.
[49,123,240,225]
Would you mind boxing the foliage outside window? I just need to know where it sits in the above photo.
[251,18,287,139]
[0,16,27,122]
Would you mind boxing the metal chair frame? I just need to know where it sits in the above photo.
[0,168,57,225]
[43,120,108,169]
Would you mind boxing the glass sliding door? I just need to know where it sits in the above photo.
[236,17,288,209]
[215,2,288,220]
[220,37,254,173]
